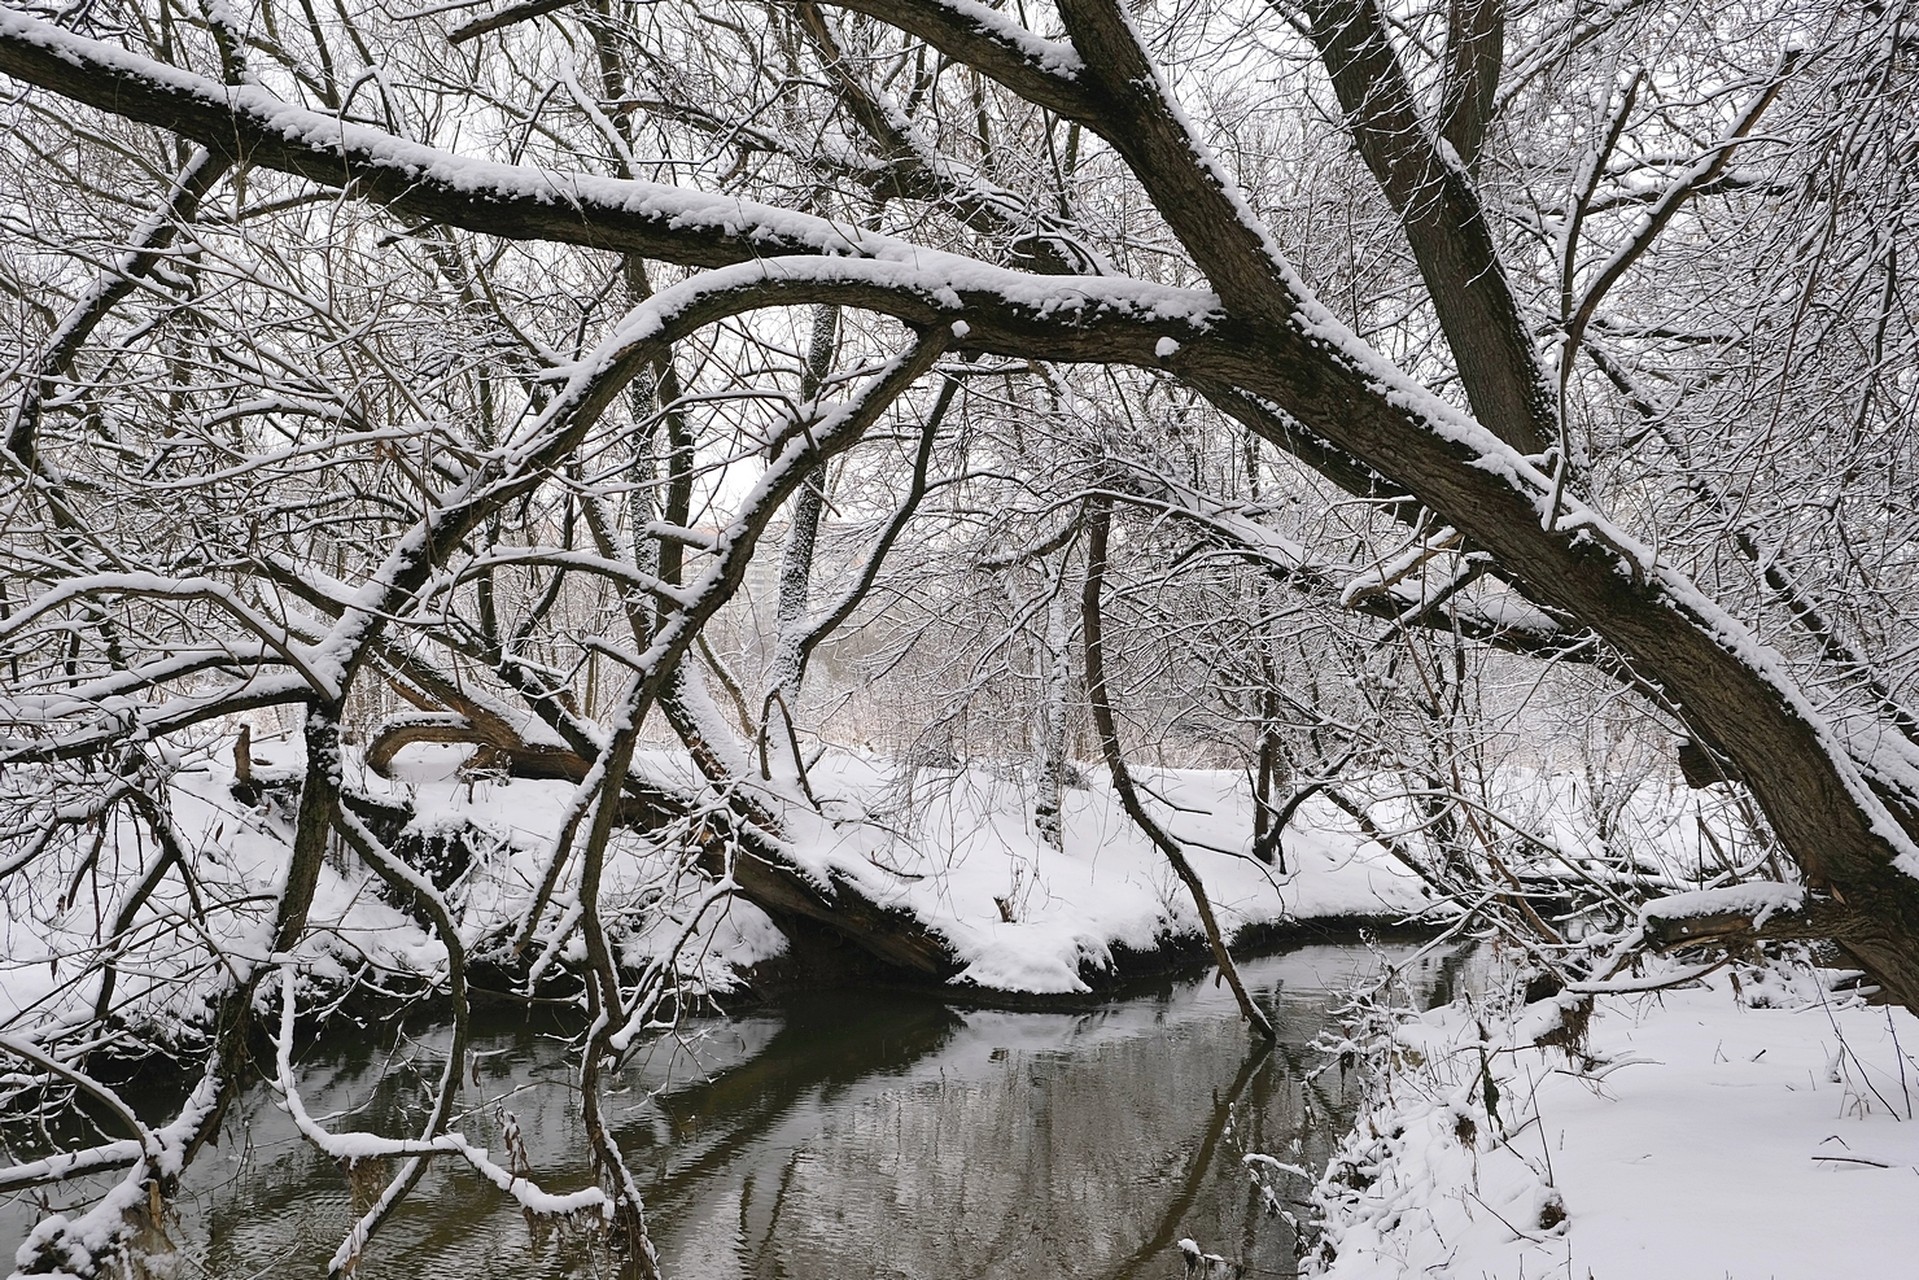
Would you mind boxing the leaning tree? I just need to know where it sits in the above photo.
[2,0,1917,1273]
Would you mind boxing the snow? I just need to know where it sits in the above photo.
[3,7,1911,1278]
[9,1059,222,1275]
[1313,957,1919,1280]
[1639,880,1805,927]
[0,730,1760,1056]
[0,735,1440,1054]
[395,741,1444,996]
[757,753,1439,993]
[917,0,1088,77]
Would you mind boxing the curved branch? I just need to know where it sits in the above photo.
[1080,495,1275,1042]
[789,377,956,689]
[6,146,229,469]
[0,10,1084,278]
[326,806,471,1273]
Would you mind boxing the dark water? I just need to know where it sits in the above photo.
[4,941,1453,1279]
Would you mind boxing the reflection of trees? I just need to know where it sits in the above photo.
[0,949,1418,1279]
[626,992,963,1208]
[1108,1043,1275,1280]
[183,1023,597,1279]
[632,965,1385,1280]
[187,1046,533,1278]
[1101,968,1393,1279]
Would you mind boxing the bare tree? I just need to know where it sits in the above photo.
[4,0,1919,1273]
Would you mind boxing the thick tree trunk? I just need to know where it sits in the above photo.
[1183,336,1919,1009]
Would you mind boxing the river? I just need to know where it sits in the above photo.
[3,939,1457,1278]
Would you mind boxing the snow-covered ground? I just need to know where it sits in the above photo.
[0,738,1432,1042]
[1312,955,1919,1280]
[734,750,1444,992]
[0,730,1742,1042]
[382,739,1447,994]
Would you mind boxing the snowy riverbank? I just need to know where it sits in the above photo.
[1310,954,1919,1280]
[2,739,1442,1039]
[2,731,1745,1042]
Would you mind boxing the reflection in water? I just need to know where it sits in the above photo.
[2,942,1447,1279]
